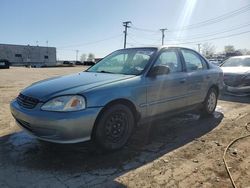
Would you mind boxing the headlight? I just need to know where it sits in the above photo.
[41,95,86,112]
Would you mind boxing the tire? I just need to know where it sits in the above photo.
[94,104,135,151]
[201,88,218,117]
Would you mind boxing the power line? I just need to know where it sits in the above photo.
[127,35,160,46]
[130,26,158,33]
[168,22,250,41]
[171,30,250,45]
[169,4,250,32]
[128,29,250,46]
[129,22,250,44]
[127,35,147,46]
[130,23,158,33]
[130,4,250,33]
[129,33,161,42]
[58,34,123,48]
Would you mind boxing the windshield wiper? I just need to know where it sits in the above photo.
[97,70,115,74]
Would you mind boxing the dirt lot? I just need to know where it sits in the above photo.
[0,67,250,188]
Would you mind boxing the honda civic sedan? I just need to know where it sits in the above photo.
[10,46,223,150]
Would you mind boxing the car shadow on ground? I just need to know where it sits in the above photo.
[219,94,250,104]
[0,111,223,187]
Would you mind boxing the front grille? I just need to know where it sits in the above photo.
[224,74,243,87]
[17,93,39,109]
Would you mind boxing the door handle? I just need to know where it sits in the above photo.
[206,75,211,79]
[179,78,186,83]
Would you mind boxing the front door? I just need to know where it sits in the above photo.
[146,49,188,117]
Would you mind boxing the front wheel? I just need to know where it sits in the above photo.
[201,88,218,117]
[94,104,135,151]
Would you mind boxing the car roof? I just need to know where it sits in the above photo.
[122,46,197,51]
[229,55,250,59]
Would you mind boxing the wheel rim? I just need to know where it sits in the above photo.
[207,92,217,112]
[104,111,128,143]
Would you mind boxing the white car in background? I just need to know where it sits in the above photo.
[220,55,250,96]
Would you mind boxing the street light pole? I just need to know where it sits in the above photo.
[76,50,79,61]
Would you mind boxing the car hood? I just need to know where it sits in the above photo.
[221,67,250,75]
[21,72,135,101]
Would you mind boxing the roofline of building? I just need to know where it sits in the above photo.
[0,43,56,49]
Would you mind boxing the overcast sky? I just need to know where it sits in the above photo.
[1,0,250,60]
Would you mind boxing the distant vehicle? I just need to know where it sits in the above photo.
[95,58,103,63]
[84,61,95,66]
[62,61,74,66]
[63,61,72,65]
[75,61,83,65]
[0,59,10,69]
[208,59,222,66]
[220,55,250,96]
[10,46,223,151]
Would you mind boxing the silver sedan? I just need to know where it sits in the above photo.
[10,46,223,150]
[221,55,250,96]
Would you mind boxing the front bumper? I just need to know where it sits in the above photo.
[224,85,250,96]
[10,99,102,143]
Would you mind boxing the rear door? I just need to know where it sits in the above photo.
[180,49,210,105]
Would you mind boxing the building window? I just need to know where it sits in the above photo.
[44,55,48,59]
[15,54,22,57]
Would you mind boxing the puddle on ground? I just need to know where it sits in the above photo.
[216,105,223,113]
[8,131,35,146]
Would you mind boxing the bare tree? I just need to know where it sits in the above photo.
[80,53,87,62]
[87,53,95,61]
[238,49,250,55]
[201,43,216,58]
[224,45,235,53]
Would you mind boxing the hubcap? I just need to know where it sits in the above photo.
[104,112,128,143]
[207,92,216,112]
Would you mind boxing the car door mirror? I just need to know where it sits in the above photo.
[148,65,170,77]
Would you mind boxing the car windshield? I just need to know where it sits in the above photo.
[221,57,250,67]
[87,48,156,75]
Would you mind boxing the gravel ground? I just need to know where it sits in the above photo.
[0,67,249,188]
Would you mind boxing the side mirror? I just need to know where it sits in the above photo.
[148,65,170,77]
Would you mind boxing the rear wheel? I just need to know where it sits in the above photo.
[201,88,218,117]
[94,104,134,151]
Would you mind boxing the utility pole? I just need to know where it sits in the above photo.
[46,40,49,55]
[123,21,131,48]
[76,50,79,61]
[197,43,201,53]
[160,28,167,46]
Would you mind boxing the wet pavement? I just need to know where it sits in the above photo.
[1,68,249,187]
[0,108,226,187]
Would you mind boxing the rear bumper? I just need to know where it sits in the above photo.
[10,99,102,143]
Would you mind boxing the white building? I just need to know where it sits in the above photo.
[0,43,56,67]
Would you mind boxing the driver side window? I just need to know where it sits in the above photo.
[154,50,182,73]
